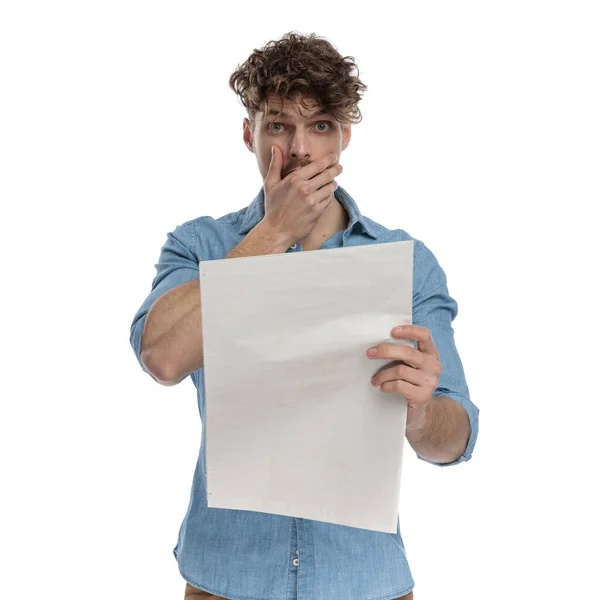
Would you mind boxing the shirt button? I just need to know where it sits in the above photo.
[296,550,299,555]
[293,558,299,566]
[290,243,297,250]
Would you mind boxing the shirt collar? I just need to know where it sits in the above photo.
[238,184,378,239]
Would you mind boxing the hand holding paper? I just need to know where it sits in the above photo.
[368,325,442,431]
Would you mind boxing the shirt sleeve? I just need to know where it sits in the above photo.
[129,220,200,381]
[411,239,480,467]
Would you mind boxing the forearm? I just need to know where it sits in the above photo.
[141,279,204,384]
[141,220,291,384]
[226,220,292,259]
[405,396,470,464]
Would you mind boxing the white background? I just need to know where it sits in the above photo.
[1,1,598,599]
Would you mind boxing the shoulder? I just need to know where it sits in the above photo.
[364,216,446,289]
[176,207,247,259]
[182,208,241,234]
[363,216,431,260]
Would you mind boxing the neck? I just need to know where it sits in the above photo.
[298,197,350,251]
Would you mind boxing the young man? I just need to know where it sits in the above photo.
[129,31,479,600]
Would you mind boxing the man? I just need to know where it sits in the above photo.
[129,31,479,600]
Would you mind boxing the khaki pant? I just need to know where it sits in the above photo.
[184,581,414,599]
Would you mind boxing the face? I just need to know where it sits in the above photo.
[243,93,351,181]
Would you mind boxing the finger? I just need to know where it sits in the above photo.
[307,163,343,194]
[318,181,338,203]
[380,378,420,396]
[391,325,439,358]
[371,363,421,388]
[367,344,425,369]
[264,144,282,188]
[291,152,338,182]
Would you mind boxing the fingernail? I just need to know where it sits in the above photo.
[367,348,377,357]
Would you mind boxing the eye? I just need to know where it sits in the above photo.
[267,121,332,133]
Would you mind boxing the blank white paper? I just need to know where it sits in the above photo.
[200,239,414,533]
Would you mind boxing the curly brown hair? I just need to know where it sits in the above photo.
[229,31,368,131]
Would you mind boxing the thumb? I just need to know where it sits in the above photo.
[264,144,282,188]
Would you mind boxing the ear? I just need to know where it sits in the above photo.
[243,118,255,153]
[341,123,351,151]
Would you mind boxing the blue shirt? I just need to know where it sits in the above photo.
[129,184,479,600]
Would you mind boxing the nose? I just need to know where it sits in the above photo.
[289,130,310,162]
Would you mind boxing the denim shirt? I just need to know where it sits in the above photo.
[129,185,479,600]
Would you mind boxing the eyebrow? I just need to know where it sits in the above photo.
[266,109,330,120]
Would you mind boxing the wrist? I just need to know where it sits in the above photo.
[405,400,432,437]
[256,219,295,251]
